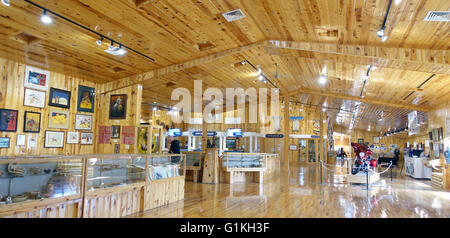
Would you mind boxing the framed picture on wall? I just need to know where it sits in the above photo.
[48,109,69,129]
[111,125,121,138]
[0,109,18,132]
[44,131,65,148]
[358,138,364,144]
[67,132,79,144]
[23,111,41,133]
[24,65,49,91]
[373,136,380,144]
[16,134,26,146]
[24,88,46,108]
[48,88,71,109]
[80,132,94,145]
[77,85,95,113]
[75,114,92,130]
[109,94,127,119]
[0,137,10,148]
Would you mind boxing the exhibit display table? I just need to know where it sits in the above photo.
[219,153,279,184]
[404,156,431,179]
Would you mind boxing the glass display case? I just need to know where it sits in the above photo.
[0,155,83,205]
[86,154,146,192]
[222,153,267,170]
[183,152,202,167]
[148,154,185,181]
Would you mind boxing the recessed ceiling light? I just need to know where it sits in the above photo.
[41,10,52,24]
[1,0,10,6]
[318,76,327,85]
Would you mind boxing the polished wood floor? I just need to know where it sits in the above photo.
[128,158,450,218]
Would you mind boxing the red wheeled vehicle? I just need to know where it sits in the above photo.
[351,143,378,175]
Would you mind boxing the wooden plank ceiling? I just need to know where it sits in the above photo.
[0,0,449,132]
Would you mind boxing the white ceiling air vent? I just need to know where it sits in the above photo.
[424,11,450,22]
[222,9,246,22]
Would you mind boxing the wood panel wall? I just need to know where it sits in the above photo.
[0,58,98,156]
[95,84,142,154]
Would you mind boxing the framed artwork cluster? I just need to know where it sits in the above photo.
[0,66,98,150]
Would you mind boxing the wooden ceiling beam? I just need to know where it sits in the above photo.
[263,40,450,75]
[99,41,264,94]
[101,40,450,93]
[281,87,431,112]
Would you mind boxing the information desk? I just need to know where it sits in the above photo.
[219,153,279,184]
[0,154,185,218]
[404,156,431,179]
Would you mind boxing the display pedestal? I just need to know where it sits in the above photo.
[347,171,380,185]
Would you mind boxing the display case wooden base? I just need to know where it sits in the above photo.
[143,176,185,210]
[347,172,380,185]
[0,195,82,218]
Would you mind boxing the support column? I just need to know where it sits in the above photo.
[283,97,290,166]
[319,109,323,163]
[249,136,253,153]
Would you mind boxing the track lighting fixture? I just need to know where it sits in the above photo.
[96,37,103,46]
[41,10,52,24]
[258,74,264,81]
[377,0,393,42]
[1,0,10,6]
[377,27,385,37]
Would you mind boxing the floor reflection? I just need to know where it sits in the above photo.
[129,159,450,218]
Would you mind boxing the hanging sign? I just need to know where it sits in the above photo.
[265,134,284,138]
[289,116,304,120]
[192,131,217,137]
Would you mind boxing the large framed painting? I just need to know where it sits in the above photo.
[77,85,95,113]
[24,88,46,108]
[23,111,41,133]
[44,131,65,148]
[48,109,69,129]
[48,88,71,109]
[109,94,127,119]
[0,109,18,132]
[24,65,49,91]
[0,137,10,148]
[75,114,92,130]
[80,132,94,145]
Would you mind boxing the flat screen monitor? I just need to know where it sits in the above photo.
[168,128,182,137]
[227,128,242,138]
[226,139,236,149]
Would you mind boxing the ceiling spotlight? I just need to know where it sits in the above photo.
[96,37,103,46]
[258,74,264,81]
[381,35,388,42]
[153,107,157,111]
[377,27,385,37]
[41,10,53,24]
[395,0,402,5]
[318,75,327,85]
[1,0,10,6]
[117,45,127,56]
[322,108,326,112]
[257,67,262,75]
